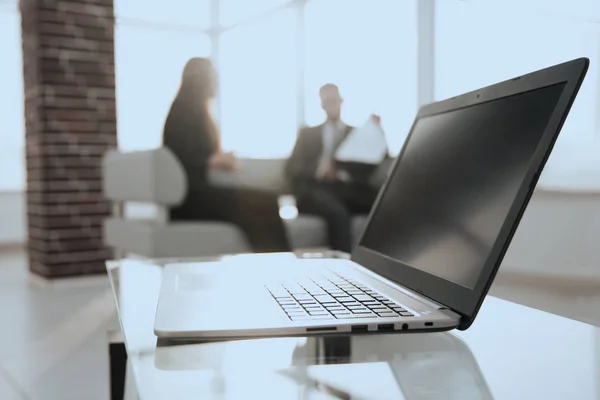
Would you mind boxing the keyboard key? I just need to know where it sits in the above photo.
[309,311,330,316]
[278,300,296,305]
[353,295,373,302]
[337,297,355,303]
[347,292,363,297]
[287,311,307,316]
[314,295,336,304]
[289,288,307,295]
[377,312,398,318]
[362,300,380,305]
[294,294,313,301]
[367,305,388,311]
[306,308,325,313]
[282,304,302,310]
[339,314,373,319]
[324,305,344,310]
[332,292,350,298]
[330,308,351,314]
[346,304,364,309]
[268,287,290,298]
[352,309,372,314]
[400,312,414,317]
[391,306,405,311]
[298,299,316,304]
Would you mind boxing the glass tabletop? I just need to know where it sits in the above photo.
[107,252,600,400]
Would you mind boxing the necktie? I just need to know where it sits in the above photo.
[317,123,340,178]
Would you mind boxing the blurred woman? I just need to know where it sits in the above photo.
[162,57,290,253]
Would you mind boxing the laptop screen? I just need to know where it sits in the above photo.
[360,83,566,289]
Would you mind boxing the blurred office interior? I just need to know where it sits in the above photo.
[0,0,600,398]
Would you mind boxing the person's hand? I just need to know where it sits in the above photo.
[371,114,382,125]
[322,165,338,181]
[209,151,239,171]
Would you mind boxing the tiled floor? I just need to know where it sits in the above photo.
[0,250,118,400]
[0,249,598,399]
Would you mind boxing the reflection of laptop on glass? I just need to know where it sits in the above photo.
[282,334,493,400]
[155,58,588,339]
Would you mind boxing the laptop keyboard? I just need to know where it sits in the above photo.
[266,272,414,322]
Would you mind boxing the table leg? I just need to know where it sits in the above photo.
[108,333,127,400]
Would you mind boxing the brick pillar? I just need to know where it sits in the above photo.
[20,0,117,277]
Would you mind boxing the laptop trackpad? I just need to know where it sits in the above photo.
[167,271,281,330]
[174,271,271,307]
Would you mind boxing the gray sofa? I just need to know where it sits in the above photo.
[102,148,391,258]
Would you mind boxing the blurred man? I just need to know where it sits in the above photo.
[286,83,388,253]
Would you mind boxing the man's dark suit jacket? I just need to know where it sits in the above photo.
[286,123,388,195]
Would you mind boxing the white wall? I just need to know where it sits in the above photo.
[0,192,26,245]
[1,190,600,281]
[502,190,600,281]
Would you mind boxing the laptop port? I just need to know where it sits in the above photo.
[424,322,433,327]
[377,324,394,332]
[402,323,409,330]
[351,325,368,332]
[306,326,337,332]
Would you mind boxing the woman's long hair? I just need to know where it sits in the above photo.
[175,57,220,151]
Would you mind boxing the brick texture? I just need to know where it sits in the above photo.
[21,0,116,278]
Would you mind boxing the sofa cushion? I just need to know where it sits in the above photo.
[105,213,370,257]
[284,214,370,250]
[209,158,288,193]
[284,215,327,249]
[104,218,251,258]
[352,214,369,245]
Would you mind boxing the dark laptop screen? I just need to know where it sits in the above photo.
[360,83,566,289]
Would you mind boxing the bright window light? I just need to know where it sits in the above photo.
[435,0,600,187]
[435,0,599,145]
[0,8,25,191]
[114,0,210,28]
[115,26,211,151]
[304,0,418,155]
[220,0,292,27]
[219,9,297,158]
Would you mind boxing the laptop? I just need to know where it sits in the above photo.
[155,58,588,339]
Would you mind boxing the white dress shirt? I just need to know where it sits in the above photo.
[316,120,346,179]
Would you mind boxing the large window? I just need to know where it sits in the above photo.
[435,0,600,186]
[115,0,210,29]
[0,2,25,191]
[220,0,291,27]
[6,0,600,191]
[218,0,418,157]
[114,0,211,151]
[219,9,297,157]
[304,0,417,154]
[115,27,211,151]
